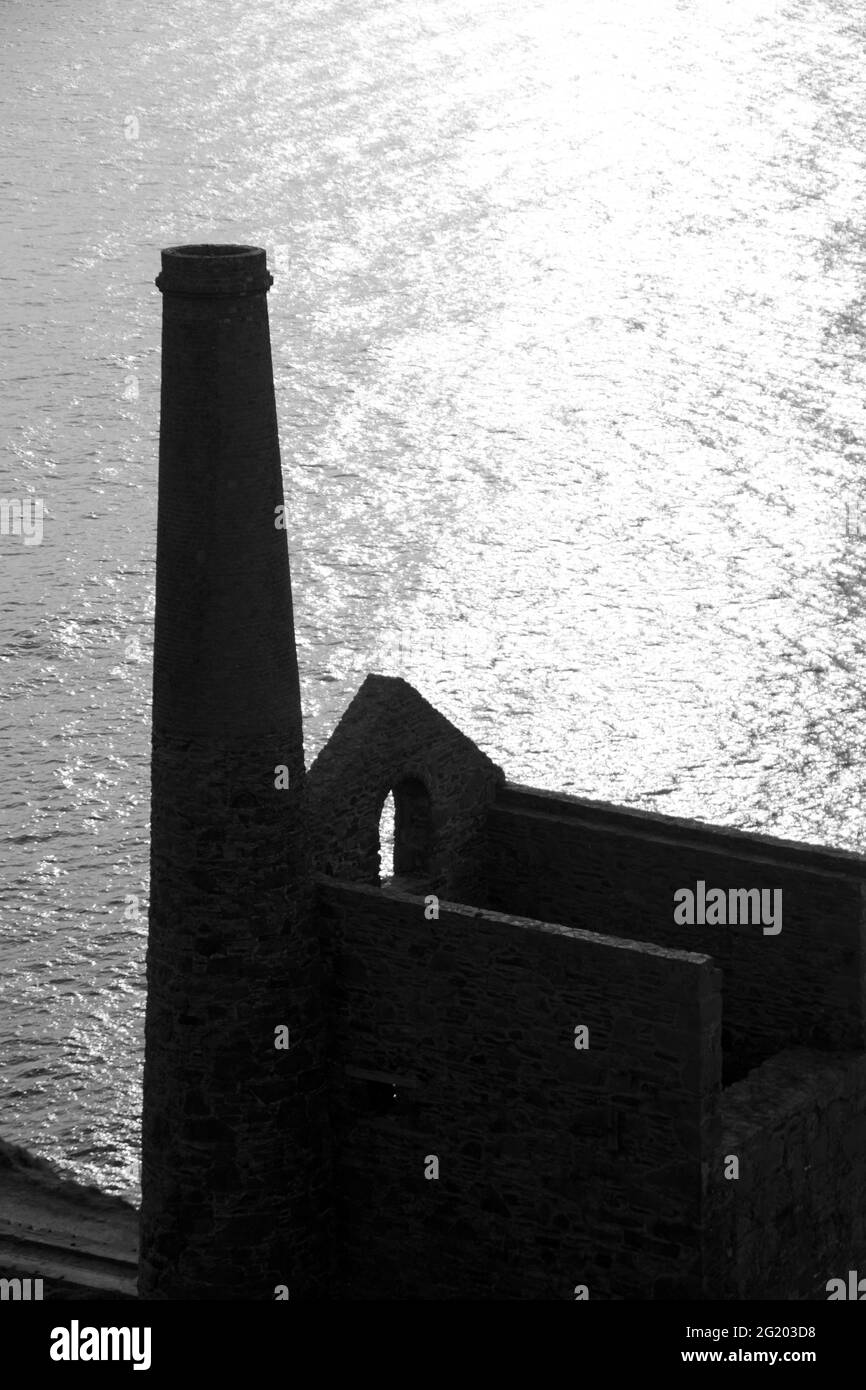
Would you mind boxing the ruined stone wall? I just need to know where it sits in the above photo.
[705,1049,866,1299]
[485,785,866,1079]
[307,674,504,902]
[317,877,721,1300]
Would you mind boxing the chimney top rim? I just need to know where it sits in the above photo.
[156,244,273,297]
[164,243,263,259]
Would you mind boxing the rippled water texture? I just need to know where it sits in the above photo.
[1,0,866,1195]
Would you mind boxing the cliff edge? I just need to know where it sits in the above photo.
[0,1138,138,1299]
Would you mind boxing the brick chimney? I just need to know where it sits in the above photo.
[139,245,330,1298]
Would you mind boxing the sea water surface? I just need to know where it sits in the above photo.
[2,0,866,1196]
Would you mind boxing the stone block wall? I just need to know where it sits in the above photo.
[705,1049,866,1298]
[316,877,721,1300]
[307,674,504,902]
[485,784,866,1079]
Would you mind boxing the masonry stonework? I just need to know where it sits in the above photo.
[707,1050,866,1298]
[140,246,331,1299]
[306,673,504,900]
[319,880,720,1299]
[139,244,866,1300]
[484,784,866,1080]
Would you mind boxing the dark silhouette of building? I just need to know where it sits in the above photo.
[140,245,866,1300]
[141,245,330,1299]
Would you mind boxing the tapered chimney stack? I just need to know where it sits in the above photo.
[139,245,329,1299]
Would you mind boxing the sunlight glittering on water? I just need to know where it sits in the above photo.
[2,0,866,1193]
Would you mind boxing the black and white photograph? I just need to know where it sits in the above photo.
[1,0,864,1364]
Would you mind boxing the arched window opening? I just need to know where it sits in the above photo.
[378,791,395,883]
[379,777,433,889]
[393,777,433,878]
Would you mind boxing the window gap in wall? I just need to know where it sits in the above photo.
[378,791,395,883]
[378,777,434,888]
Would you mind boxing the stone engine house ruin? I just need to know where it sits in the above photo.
[139,244,866,1300]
